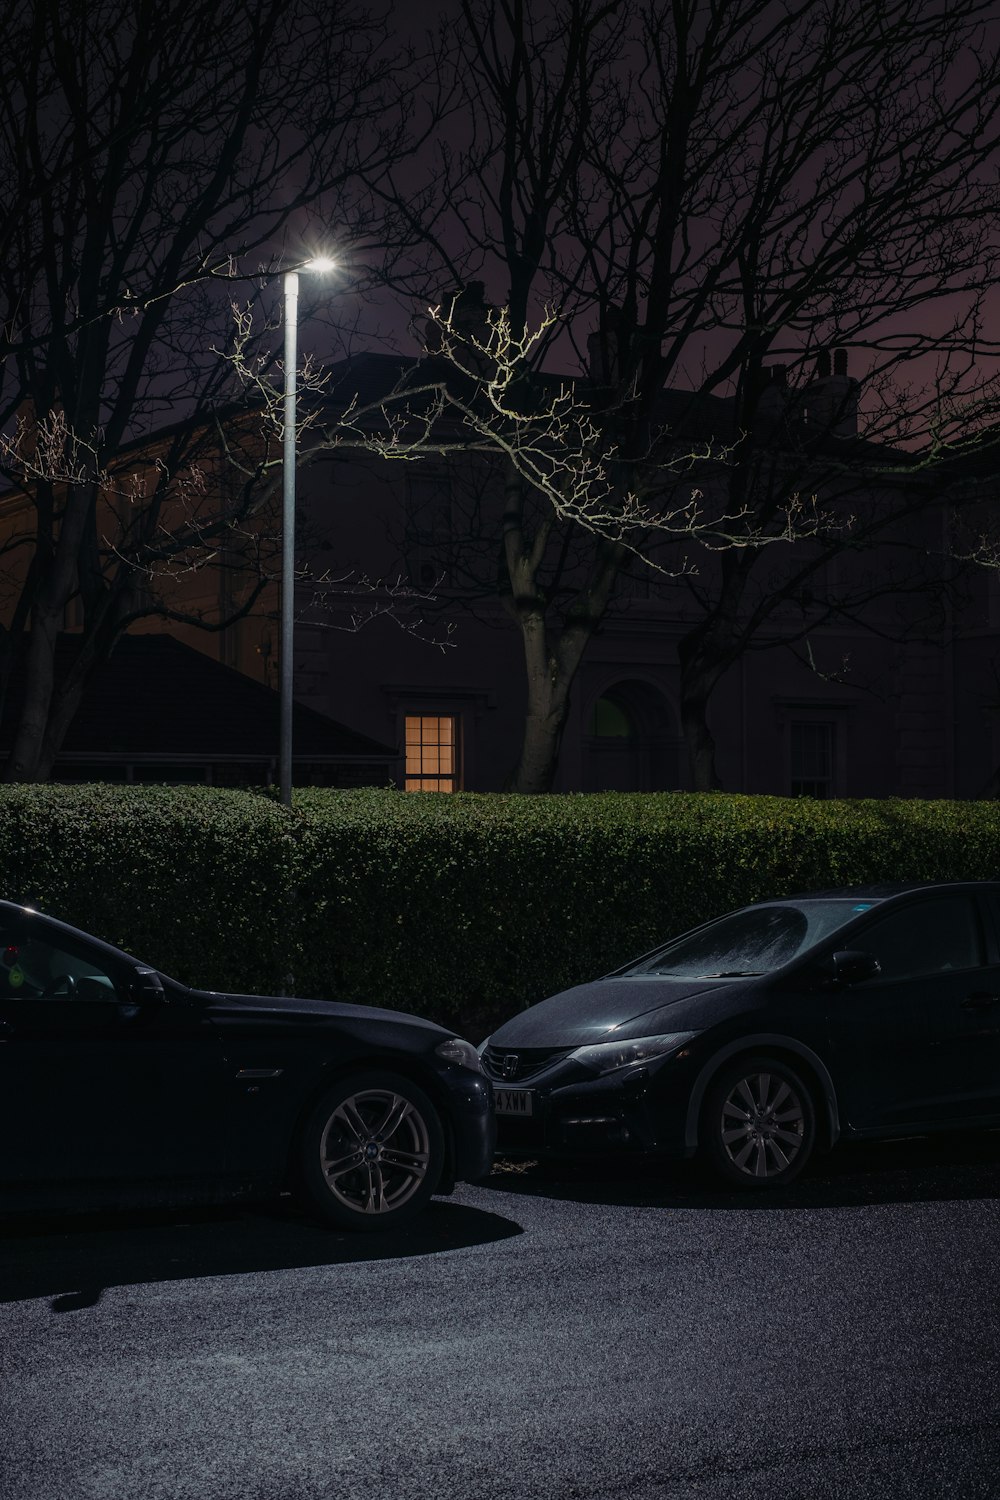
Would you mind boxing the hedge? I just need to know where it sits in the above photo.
[1,785,999,1036]
[0,785,299,995]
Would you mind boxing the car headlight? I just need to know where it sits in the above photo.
[566,1032,699,1076]
[435,1037,484,1072]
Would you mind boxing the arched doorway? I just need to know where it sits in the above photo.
[583,680,680,791]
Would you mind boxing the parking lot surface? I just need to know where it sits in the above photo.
[3,1137,1000,1499]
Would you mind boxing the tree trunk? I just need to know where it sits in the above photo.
[2,474,99,781]
[678,624,732,792]
[2,536,137,782]
[507,605,573,793]
[35,623,119,781]
[680,690,722,792]
[500,450,627,793]
[3,605,62,781]
[510,685,571,793]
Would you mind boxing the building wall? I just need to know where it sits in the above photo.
[3,398,991,800]
[0,413,281,692]
[288,448,978,799]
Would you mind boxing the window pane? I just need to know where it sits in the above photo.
[593,697,632,738]
[0,927,120,1001]
[854,898,981,979]
[403,715,460,792]
[791,721,835,797]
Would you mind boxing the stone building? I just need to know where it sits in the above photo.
[276,348,994,799]
[1,344,996,796]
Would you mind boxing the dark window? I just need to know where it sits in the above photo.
[790,721,835,797]
[855,897,981,980]
[0,926,121,1001]
[405,472,453,588]
[592,697,633,738]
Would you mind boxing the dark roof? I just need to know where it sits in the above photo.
[319,352,906,469]
[0,633,394,763]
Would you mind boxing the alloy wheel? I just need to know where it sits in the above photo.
[319,1086,432,1216]
[719,1069,806,1179]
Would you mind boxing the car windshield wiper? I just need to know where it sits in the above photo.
[642,967,764,978]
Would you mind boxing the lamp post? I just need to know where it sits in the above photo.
[279,257,334,807]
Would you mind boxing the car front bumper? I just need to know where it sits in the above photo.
[445,1073,496,1183]
[493,1062,694,1159]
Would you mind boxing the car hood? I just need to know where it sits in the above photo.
[195,989,457,1039]
[487,974,762,1048]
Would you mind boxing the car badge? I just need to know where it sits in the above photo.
[500,1054,520,1080]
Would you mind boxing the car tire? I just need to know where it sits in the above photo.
[701,1054,816,1190]
[295,1071,445,1231]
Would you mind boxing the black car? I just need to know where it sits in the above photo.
[0,900,494,1229]
[481,880,1000,1188]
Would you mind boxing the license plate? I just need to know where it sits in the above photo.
[494,1088,534,1117]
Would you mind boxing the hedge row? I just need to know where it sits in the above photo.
[1,785,999,1036]
[0,785,299,994]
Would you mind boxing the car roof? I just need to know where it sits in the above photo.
[766,880,1000,902]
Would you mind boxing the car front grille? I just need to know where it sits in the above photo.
[482,1044,572,1082]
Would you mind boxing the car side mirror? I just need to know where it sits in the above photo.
[128,967,166,1004]
[822,949,881,987]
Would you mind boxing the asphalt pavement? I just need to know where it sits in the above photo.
[3,1134,1000,1500]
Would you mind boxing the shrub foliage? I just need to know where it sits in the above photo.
[1,785,998,1036]
[0,786,299,994]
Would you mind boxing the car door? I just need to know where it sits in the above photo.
[965,886,1000,1106]
[825,893,1000,1131]
[0,916,231,1192]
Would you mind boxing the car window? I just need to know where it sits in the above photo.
[0,926,121,1001]
[853,897,982,980]
[626,900,877,978]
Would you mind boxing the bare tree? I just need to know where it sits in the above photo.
[0,0,409,780]
[361,0,1000,791]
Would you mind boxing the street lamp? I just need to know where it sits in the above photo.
[279,256,335,807]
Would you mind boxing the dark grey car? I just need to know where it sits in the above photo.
[481,881,1000,1188]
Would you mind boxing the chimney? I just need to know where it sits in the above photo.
[803,346,857,437]
[451,281,489,332]
[424,281,494,352]
[587,306,634,387]
[752,365,789,435]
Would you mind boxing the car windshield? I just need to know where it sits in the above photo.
[624,900,878,978]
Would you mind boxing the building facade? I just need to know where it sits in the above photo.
[282,367,997,799]
[3,351,997,797]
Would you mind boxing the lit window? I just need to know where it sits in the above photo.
[790,721,835,798]
[404,715,459,792]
